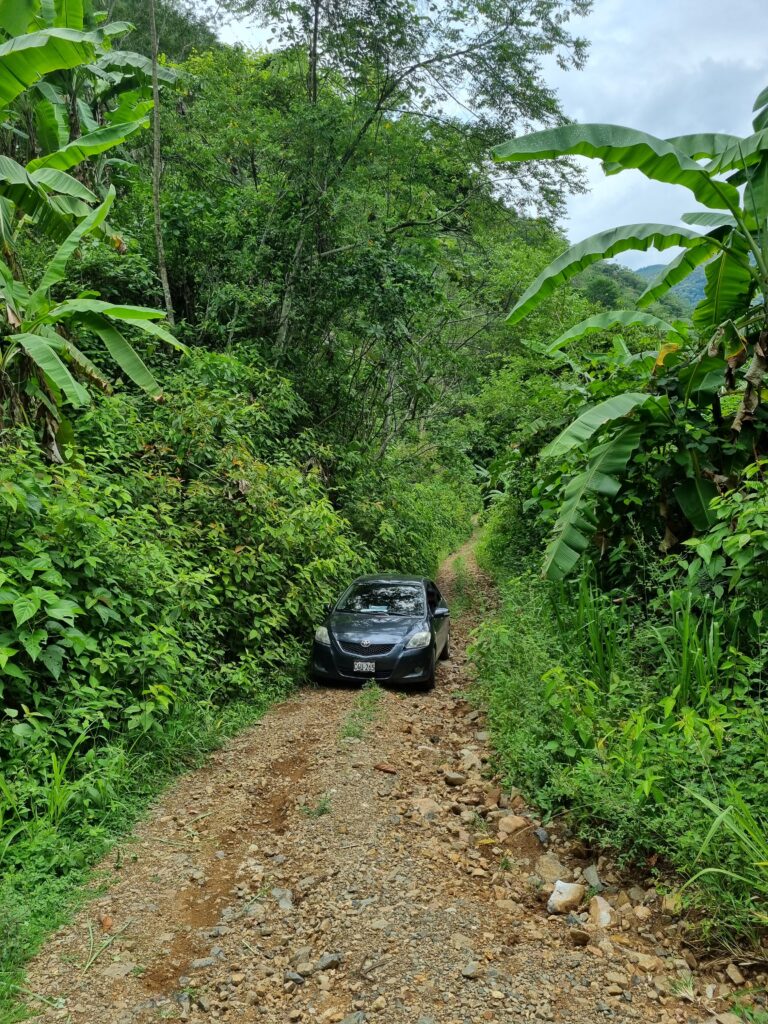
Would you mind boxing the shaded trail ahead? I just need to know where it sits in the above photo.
[25,541,711,1024]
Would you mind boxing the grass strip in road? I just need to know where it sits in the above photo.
[339,681,384,740]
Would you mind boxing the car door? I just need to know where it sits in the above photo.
[426,581,448,651]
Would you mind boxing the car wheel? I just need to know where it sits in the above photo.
[439,629,450,660]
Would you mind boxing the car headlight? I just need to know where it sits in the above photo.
[315,626,331,645]
[405,630,431,650]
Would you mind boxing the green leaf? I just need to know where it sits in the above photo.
[542,393,652,459]
[665,134,743,160]
[744,155,768,225]
[675,478,719,531]
[12,591,40,627]
[96,50,176,83]
[26,118,148,172]
[34,96,69,153]
[0,29,96,106]
[542,425,644,582]
[40,643,64,678]
[0,0,38,35]
[31,186,114,302]
[692,233,755,333]
[705,129,768,174]
[54,0,84,30]
[637,241,721,307]
[680,212,739,230]
[30,166,97,202]
[84,315,161,396]
[14,332,90,407]
[493,124,740,210]
[507,224,703,325]
[546,311,685,354]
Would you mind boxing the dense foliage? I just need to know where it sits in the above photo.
[472,86,768,948]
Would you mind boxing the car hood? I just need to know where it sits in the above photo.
[329,612,425,642]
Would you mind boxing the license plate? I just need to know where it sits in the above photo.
[353,660,376,673]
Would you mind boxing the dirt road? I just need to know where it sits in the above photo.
[23,542,716,1023]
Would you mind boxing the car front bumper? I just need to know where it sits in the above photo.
[311,640,433,684]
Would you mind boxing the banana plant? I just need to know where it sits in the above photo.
[493,84,768,580]
[0,187,186,456]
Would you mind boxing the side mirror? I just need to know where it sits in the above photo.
[433,606,450,618]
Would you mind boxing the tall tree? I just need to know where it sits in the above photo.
[148,0,176,326]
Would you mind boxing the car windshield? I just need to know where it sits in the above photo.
[338,582,425,616]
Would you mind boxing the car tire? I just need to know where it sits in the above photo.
[439,630,450,660]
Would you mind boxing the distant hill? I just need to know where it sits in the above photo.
[634,263,706,310]
[573,262,689,320]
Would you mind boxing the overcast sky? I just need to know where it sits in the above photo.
[220,0,768,270]
[543,0,768,267]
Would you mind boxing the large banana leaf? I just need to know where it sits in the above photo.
[29,186,115,305]
[81,314,161,396]
[26,119,148,172]
[542,425,643,582]
[30,167,97,202]
[546,311,686,355]
[493,124,740,210]
[0,0,38,36]
[744,155,768,225]
[34,95,69,153]
[681,212,740,230]
[54,0,84,30]
[665,134,743,160]
[49,297,169,321]
[754,85,768,132]
[0,29,96,106]
[14,331,89,407]
[692,233,756,332]
[706,129,768,174]
[508,224,703,324]
[637,241,721,307]
[96,50,176,83]
[675,478,719,531]
[541,393,652,459]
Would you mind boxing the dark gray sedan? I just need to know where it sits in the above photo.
[311,574,450,690]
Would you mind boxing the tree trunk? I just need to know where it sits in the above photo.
[308,0,320,104]
[148,0,176,327]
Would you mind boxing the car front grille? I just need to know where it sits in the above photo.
[338,641,395,656]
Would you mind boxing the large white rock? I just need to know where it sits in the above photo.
[547,880,585,914]
[589,894,618,929]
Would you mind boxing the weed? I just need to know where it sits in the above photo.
[301,793,332,818]
[339,681,384,740]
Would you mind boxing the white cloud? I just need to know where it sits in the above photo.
[546,0,768,267]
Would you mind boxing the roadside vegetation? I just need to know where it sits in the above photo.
[2,0,768,1006]
[471,89,768,949]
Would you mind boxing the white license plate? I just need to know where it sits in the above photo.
[353,660,376,673]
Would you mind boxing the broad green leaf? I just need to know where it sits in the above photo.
[97,50,176,83]
[15,332,90,407]
[40,643,64,678]
[637,241,721,307]
[54,0,84,30]
[34,96,68,153]
[546,311,685,354]
[744,155,768,224]
[692,233,756,333]
[680,212,739,230]
[0,29,96,106]
[12,591,40,627]
[678,355,727,399]
[26,119,148,173]
[542,393,652,458]
[31,186,114,302]
[30,167,97,202]
[49,298,167,320]
[665,133,743,159]
[0,0,38,35]
[675,478,719,531]
[83,315,161,396]
[542,425,643,582]
[493,124,740,210]
[706,129,768,174]
[507,224,703,324]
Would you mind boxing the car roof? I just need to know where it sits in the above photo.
[350,574,429,586]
